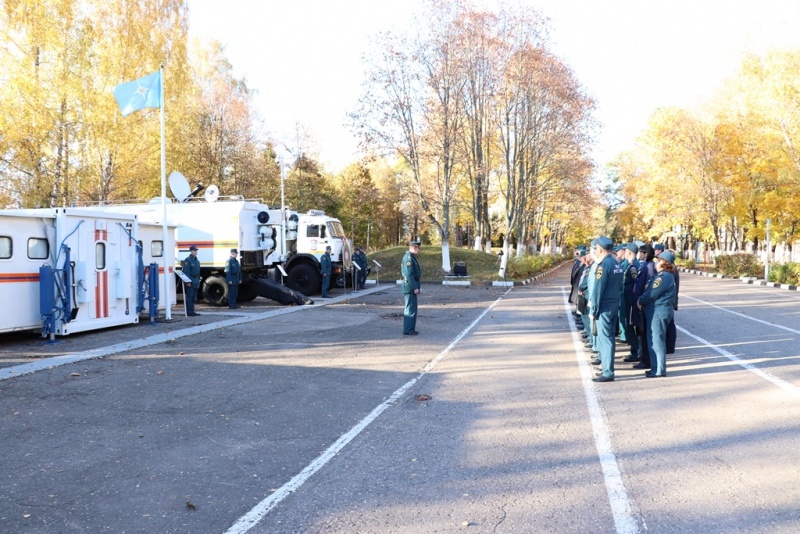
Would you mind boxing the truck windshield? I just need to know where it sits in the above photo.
[327,221,346,238]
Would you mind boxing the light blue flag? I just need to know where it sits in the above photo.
[113,71,162,117]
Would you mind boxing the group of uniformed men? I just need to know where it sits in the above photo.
[568,237,679,382]
[320,245,369,298]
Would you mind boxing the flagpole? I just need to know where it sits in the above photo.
[159,65,172,320]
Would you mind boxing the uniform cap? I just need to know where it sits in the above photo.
[189,245,199,251]
[659,251,675,264]
[654,243,665,251]
[634,240,646,247]
[230,248,238,254]
[590,238,599,247]
[596,236,613,250]
[625,243,638,253]
[409,240,421,246]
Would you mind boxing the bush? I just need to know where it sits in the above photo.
[769,262,800,285]
[676,257,696,270]
[505,253,564,278]
[714,253,762,278]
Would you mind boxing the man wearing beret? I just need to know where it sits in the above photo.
[182,245,202,316]
[401,240,422,335]
[225,248,242,309]
[590,236,624,382]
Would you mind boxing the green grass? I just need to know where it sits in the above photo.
[367,246,567,282]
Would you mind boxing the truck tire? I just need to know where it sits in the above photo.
[237,282,258,302]
[286,263,321,296]
[202,276,228,306]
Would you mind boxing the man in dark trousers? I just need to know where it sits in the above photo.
[631,244,657,370]
[320,246,332,298]
[590,236,624,383]
[182,244,202,316]
[355,246,368,289]
[225,248,242,309]
[401,240,421,335]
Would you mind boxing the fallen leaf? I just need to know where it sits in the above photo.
[70,373,80,377]
[416,394,432,401]
[186,501,196,510]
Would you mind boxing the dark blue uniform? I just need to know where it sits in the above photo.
[622,258,640,361]
[638,271,676,377]
[401,250,421,335]
[182,252,201,316]
[355,249,368,289]
[591,253,623,379]
[320,251,332,297]
[225,255,242,308]
[617,257,629,342]
[630,259,656,367]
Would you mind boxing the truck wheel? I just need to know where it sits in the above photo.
[203,276,228,306]
[237,282,258,302]
[287,264,321,295]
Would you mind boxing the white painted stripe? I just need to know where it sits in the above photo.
[676,325,800,398]
[224,288,512,534]
[0,287,386,382]
[561,288,638,534]
[682,294,800,335]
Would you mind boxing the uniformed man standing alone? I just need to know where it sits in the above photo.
[320,246,332,298]
[401,240,421,335]
[225,248,242,309]
[355,246,368,290]
[182,244,202,316]
[590,236,623,382]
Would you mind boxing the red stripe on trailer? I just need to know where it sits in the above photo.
[0,273,40,283]
[94,228,109,318]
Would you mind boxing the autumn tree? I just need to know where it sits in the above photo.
[354,0,468,273]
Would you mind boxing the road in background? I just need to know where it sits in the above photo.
[1,269,800,533]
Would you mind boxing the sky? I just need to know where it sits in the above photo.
[187,0,800,174]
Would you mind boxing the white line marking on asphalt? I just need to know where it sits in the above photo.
[0,308,302,382]
[0,287,388,382]
[682,294,800,336]
[676,325,800,397]
[224,289,512,534]
[561,288,638,534]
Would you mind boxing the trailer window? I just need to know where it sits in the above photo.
[28,238,48,259]
[96,242,106,270]
[151,240,164,257]
[0,237,11,259]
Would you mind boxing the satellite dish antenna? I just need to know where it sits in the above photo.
[203,184,220,203]
[168,171,191,202]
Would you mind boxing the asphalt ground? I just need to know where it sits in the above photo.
[1,267,800,533]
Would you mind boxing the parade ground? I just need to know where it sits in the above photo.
[1,265,799,533]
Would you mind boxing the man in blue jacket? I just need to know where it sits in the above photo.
[182,244,202,316]
[401,240,421,335]
[320,246,332,298]
[590,236,624,382]
[225,248,242,309]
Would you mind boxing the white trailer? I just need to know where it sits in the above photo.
[0,208,175,336]
[91,196,352,304]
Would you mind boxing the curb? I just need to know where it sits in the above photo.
[678,268,799,291]
[392,259,571,288]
